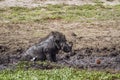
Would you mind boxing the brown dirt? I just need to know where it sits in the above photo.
[0,20,120,72]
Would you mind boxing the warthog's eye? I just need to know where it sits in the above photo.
[55,40,60,44]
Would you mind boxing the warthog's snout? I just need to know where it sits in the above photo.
[62,42,73,53]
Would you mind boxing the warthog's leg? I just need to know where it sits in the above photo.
[29,53,47,61]
[48,53,57,62]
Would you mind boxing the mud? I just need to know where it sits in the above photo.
[57,46,120,72]
[0,42,120,72]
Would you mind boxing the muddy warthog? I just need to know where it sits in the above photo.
[21,31,73,62]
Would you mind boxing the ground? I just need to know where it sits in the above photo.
[0,0,120,79]
[1,0,120,8]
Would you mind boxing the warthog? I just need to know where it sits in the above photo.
[21,31,73,62]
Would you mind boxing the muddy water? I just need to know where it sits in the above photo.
[0,44,120,72]
[57,46,120,72]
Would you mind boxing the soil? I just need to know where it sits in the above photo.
[0,20,120,72]
[0,0,120,73]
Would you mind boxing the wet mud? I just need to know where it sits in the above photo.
[0,44,120,72]
[57,46,120,72]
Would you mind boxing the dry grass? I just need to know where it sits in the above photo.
[1,4,120,23]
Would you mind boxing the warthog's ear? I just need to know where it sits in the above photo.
[52,32,59,42]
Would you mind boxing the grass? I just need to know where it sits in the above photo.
[0,68,120,80]
[0,4,120,23]
[0,61,120,80]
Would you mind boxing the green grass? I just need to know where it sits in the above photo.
[0,4,120,23]
[0,68,120,80]
[0,61,119,80]
[0,61,120,80]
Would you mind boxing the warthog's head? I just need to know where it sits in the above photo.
[51,31,73,53]
[60,41,73,53]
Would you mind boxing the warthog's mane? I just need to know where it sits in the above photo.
[39,31,66,43]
